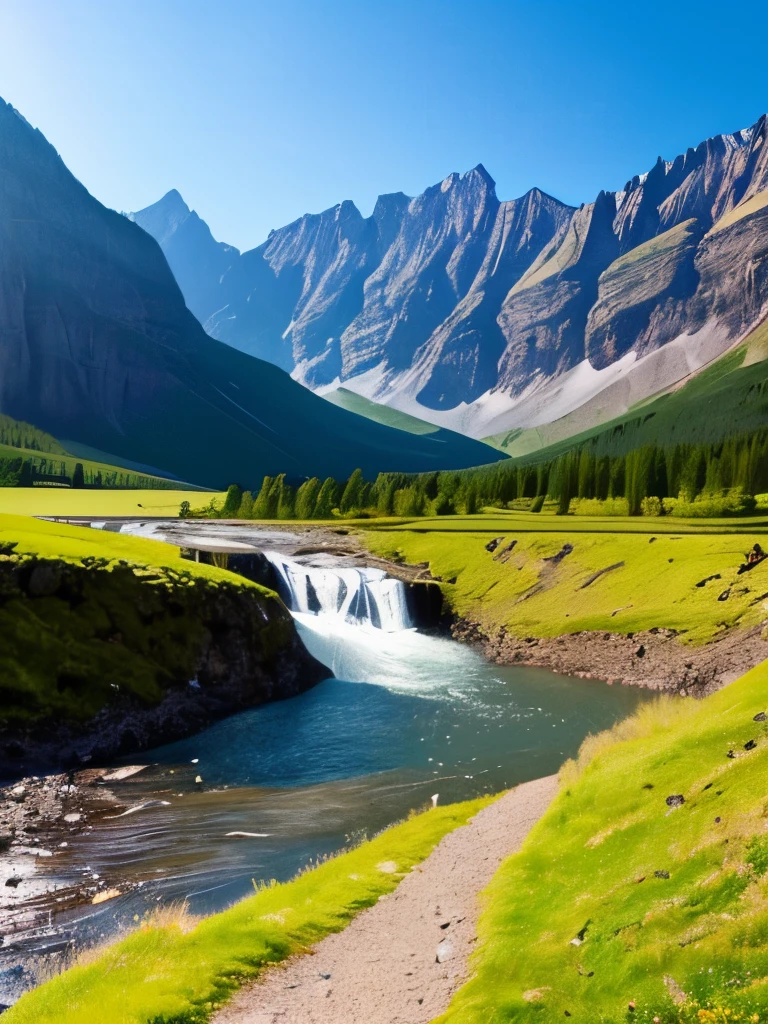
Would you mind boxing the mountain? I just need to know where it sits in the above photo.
[135,117,768,447]
[129,190,239,323]
[0,98,503,489]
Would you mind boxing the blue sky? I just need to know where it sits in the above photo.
[2,0,767,251]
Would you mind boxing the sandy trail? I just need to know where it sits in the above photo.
[215,774,558,1024]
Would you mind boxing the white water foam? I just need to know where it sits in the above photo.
[265,552,413,633]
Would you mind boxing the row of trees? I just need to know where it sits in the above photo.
[212,429,768,521]
[0,456,183,490]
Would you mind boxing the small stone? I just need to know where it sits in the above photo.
[436,938,454,963]
[665,794,685,808]
[5,877,22,888]
[727,750,736,759]
[754,712,767,722]
[745,739,757,751]
[195,776,203,785]
[654,870,670,879]
[715,817,721,823]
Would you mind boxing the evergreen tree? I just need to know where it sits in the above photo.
[252,476,274,519]
[295,477,321,520]
[221,483,243,517]
[237,490,254,519]
[314,477,339,519]
[340,468,365,514]
[277,479,296,519]
[377,478,397,517]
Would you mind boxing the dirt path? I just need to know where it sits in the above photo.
[215,775,558,1024]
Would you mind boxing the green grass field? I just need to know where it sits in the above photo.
[0,514,281,726]
[4,797,489,1024]
[0,489,223,517]
[322,386,442,435]
[439,658,768,1024]
[363,515,768,642]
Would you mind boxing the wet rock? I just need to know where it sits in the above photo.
[665,794,685,808]
[744,739,758,750]
[718,589,731,601]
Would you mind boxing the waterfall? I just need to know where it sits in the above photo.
[265,553,413,632]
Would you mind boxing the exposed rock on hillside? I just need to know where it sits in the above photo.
[135,116,768,440]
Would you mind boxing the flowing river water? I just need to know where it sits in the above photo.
[0,525,647,1004]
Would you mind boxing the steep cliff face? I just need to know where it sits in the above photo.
[0,98,503,484]
[136,115,768,441]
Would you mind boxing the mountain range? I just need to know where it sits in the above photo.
[133,116,768,449]
[0,97,501,489]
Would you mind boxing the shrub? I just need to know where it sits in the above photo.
[640,495,663,516]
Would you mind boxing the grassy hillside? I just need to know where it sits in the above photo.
[440,658,768,1024]
[0,514,281,728]
[513,318,768,463]
[3,797,489,1024]
[0,489,222,517]
[363,513,768,642]
[322,387,442,435]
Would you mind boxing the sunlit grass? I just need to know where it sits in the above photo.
[439,659,768,1023]
[364,524,768,642]
[4,797,490,1024]
[0,489,222,517]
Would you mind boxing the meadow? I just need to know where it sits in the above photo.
[0,489,223,518]
[363,513,768,642]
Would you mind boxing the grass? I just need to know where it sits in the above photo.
[4,796,490,1024]
[0,514,285,725]
[0,489,224,517]
[438,658,768,1024]
[322,386,442,435]
[362,514,768,642]
[0,443,194,490]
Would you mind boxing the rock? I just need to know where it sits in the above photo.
[745,739,757,750]
[665,794,685,808]
[485,537,504,553]
[10,786,25,803]
[63,812,81,823]
[436,938,454,964]
[654,870,670,879]
[754,712,767,722]
[92,887,122,905]
[5,877,22,888]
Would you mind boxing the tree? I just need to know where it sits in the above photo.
[377,478,397,517]
[295,477,321,520]
[18,460,33,488]
[252,476,274,519]
[237,490,254,519]
[277,480,296,519]
[72,462,85,488]
[314,477,339,519]
[179,500,192,519]
[221,484,243,517]
[340,469,365,514]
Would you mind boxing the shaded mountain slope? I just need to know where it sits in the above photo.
[0,98,502,488]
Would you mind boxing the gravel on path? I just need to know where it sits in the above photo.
[215,774,559,1024]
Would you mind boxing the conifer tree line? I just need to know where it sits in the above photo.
[223,428,768,521]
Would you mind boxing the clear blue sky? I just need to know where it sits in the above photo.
[2,0,767,251]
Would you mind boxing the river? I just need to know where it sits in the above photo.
[0,527,647,1004]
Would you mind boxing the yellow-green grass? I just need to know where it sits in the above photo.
[709,187,768,235]
[439,659,768,1024]
[366,510,768,535]
[5,797,490,1024]
[0,489,224,517]
[363,523,768,642]
[0,513,241,585]
[0,514,281,725]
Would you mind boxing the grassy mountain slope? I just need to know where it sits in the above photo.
[440,658,768,1023]
[322,386,442,435]
[504,317,768,464]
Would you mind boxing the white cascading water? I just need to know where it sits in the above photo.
[264,552,413,633]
